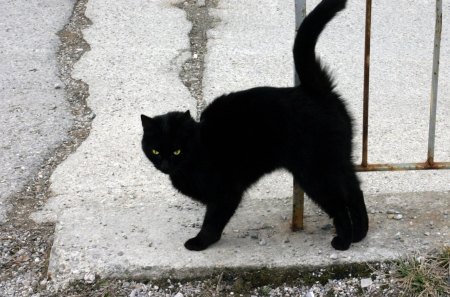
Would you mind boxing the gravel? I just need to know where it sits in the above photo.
[360,278,373,288]
[0,266,401,297]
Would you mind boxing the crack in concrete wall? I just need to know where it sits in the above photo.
[175,0,219,120]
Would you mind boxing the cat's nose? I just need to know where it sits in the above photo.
[160,160,170,174]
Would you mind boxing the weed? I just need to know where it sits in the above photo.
[375,247,450,297]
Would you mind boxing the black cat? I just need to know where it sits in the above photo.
[141,0,368,251]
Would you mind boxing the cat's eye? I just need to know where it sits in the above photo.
[173,149,181,156]
[151,149,160,155]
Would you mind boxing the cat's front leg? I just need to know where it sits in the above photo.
[184,199,240,251]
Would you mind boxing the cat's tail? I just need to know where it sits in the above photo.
[293,0,347,96]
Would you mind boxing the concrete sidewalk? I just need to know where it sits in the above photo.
[33,0,449,285]
[0,0,73,223]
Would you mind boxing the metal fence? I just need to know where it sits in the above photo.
[292,0,449,230]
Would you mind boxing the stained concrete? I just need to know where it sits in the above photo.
[0,0,74,222]
[32,0,450,285]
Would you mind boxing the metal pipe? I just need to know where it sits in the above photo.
[295,0,307,33]
[362,0,372,167]
[355,161,450,172]
[294,0,306,86]
[292,0,306,231]
[427,0,442,165]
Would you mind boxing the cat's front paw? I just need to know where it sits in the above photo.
[184,236,211,251]
[184,233,221,251]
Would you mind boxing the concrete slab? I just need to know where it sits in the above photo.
[33,0,450,285]
[37,188,449,283]
[0,0,74,222]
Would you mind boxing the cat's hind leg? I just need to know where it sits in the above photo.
[345,172,369,242]
[294,172,353,251]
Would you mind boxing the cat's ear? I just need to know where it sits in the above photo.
[183,110,191,119]
[141,114,154,128]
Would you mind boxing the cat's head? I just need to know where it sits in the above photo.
[141,111,197,175]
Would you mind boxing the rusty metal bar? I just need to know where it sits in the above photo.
[292,181,304,231]
[292,0,306,231]
[358,0,448,172]
[362,0,372,167]
[427,0,442,165]
[355,162,450,172]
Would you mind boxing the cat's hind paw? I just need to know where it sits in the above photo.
[331,236,351,251]
[352,228,368,243]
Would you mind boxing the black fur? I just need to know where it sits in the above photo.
[141,0,368,251]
